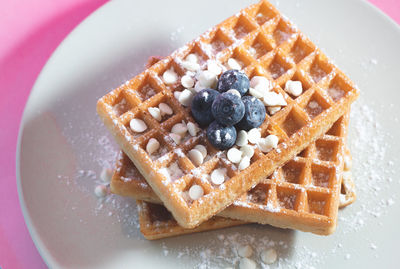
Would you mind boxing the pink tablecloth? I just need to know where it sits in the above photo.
[0,0,398,268]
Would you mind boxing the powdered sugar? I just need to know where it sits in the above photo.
[338,101,395,233]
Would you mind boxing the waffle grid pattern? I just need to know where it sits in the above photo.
[219,114,350,234]
[97,0,359,228]
[113,112,352,235]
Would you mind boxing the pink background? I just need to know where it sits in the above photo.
[0,0,398,268]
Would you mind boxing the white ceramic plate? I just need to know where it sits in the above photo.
[17,0,400,268]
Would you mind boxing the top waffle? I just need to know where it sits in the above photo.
[97,0,359,228]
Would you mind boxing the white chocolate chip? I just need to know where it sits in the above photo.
[284,80,303,97]
[187,122,200,136]
[185,70,196,77]
[238,245,253,258]
[227,148,242,164]
[344,154,352,170]
[240,145,254,158]
[262,91,287,106]
[250,76,272,94]
[261,248,278,264]
[188,149,204,166]
[94,185,108,198]
[188,88,197,95]
[174,91,181,100]
[236,130,248,147]
[181,75,195,88]
[227,89,241,97]
[171,122,188,136]
[239,258,256,269]
[342,171,352,181]
[148,107,162,121]
[227,58,242,70]
[257,135,279,153]
[268,106,281,115]
[146,138,160,155]
[194,145,207,158]
[194,81,205,92]
[207,60,223,75]
[188,185,204,200]
[249,87,265,99]
[169,133,182,144]
[238,156,250,170]
[178,89,195,106]
[188,88,197,94]
[159,103,173,116]
[185,53,198,63]
[181,60,200,71]
[100,167,112,183]
[162,68,178,85]
[211,168,227,185]
[247,128,261,144]
[198,70,217,88]
[130,118,147,133]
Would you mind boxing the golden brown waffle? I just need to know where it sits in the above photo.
[97,0,359,228]
[137,200,246,240]
[112,112,355,235]
[114,152,355,208]
[137,177,355,241]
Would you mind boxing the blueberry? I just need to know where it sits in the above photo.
[207,121,237,150]
[236,96,266,131]
[217,69,250,96]
[191,89,220,127]
[211,92,245,126]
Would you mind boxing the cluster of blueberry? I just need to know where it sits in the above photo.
[191,70,266,150]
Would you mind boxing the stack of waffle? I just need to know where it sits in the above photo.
[97,0,359,240]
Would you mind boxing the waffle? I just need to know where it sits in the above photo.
[137,200,246,240]
[137,174,355,241]
[97,0,359,228]
[112,112,355,235]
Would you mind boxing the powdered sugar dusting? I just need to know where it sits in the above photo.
[338,101,397,234]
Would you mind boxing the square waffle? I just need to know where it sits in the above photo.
[137,200,246,240]
[113,112,356,235]
[97,0,359,228]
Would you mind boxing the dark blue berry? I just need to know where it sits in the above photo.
[207,121,237,150]
[211,92,245,126]
[191,89,220,127]
[236,96,266,131]
[217,69,250,96]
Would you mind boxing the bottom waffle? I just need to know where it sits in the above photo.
[137,161,355,241]
[114,150,355,240]
[138,200,246,240]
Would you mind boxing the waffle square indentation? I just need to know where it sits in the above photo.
[277,187,299,210]
[249,33,273,59]
[307,192,329,216]
[289,37,315,63]
[232,15,257,39]
[281,161,305,184]
[210,29,233,54]
[281,109,307,137]
[254,1,279,26]
[315,140,338,162]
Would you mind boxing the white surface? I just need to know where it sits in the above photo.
[17,0,400,268]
